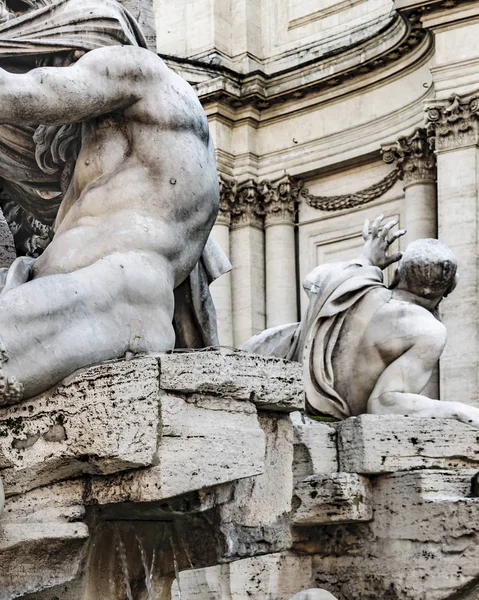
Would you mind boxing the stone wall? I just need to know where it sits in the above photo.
[0,352,478,599]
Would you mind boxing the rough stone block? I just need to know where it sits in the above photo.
[293,473,372,526]
[371,469,479,541]
[0,357,160,495]
[290,412,338,485]
[0,481,88,600]
[171,553,313,600]
[338,415,479,473]
[87,392,265,504]
[311,469,479,600]
[219,414,294,558]
[158,351,304,412]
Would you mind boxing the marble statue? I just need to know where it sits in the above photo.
[0,0,229,405]
[289,591,339,600]
[244,215,479,428]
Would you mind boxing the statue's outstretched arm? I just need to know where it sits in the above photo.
[367,327,479,427]
[0,46,157,126]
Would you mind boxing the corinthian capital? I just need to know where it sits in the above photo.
[230,179,264,229]
[382,128,436,187]
[259,175,303,226]
[217,174,236,227]
[425,93,479,151]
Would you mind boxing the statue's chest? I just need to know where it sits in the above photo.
[74,118,131,191]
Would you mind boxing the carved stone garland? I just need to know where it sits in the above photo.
[299,169,400,212]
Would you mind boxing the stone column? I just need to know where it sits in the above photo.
[261,175,301,328]
[426,93,479,406]
[209,175,235,347]
[382,128,437,245]
[230,179,265,346]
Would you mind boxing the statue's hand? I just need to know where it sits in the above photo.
[361,214,406,269]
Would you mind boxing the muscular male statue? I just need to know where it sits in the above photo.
[244,215,479,428]
[0,0,223,403]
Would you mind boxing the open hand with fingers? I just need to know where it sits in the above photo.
[360,214,406,269]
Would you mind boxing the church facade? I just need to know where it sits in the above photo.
[153,0,479,408]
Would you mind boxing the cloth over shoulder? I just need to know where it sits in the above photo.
[302,260,385,419]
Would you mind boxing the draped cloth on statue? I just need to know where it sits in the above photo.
[0,0,231,348]
[0,0,148,224]
[242,261,385,418]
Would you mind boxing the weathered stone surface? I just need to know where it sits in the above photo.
[338,415,479,473]
[171,553,313,600]
[87,392,265,504]
[293,473,372,526]
[291,412,338,485]
[0,357,160,496]
[307,469,479,600]
[219,414,294,559]
[158,351,304,412]
[0,481,88,600]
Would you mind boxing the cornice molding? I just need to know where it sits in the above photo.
[395,0,477,17]
[162,11,432,111]
[382,128,436,185]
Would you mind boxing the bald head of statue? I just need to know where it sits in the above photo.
[289,590,339,600]
[392,238,458,302]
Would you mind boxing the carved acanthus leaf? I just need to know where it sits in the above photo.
[259,175,303,225]
[426,93,479,151]
[382,128,436,185]
[217,174,236,226]
[230,179,264,229]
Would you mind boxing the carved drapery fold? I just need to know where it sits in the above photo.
[382,128,436,186]
[426,93,479,151]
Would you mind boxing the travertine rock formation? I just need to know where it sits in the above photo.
[0,351,478,600]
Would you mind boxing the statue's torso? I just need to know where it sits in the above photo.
[32,60,218,285]
[330,289,437,415]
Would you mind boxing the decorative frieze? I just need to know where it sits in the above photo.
[382,128,436,186]
[218,168,403,224]
[426,93,479,151]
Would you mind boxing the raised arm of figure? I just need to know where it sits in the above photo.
[360,214,406,269]
[0,45,161,125]
[367,323,479,427]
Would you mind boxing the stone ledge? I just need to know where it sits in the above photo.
[337,415,479,473]
[158,351,304,412]
[0,354,268,499]
[293,473,372,526]
[0,480,88,600]
[0,357,161,496]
